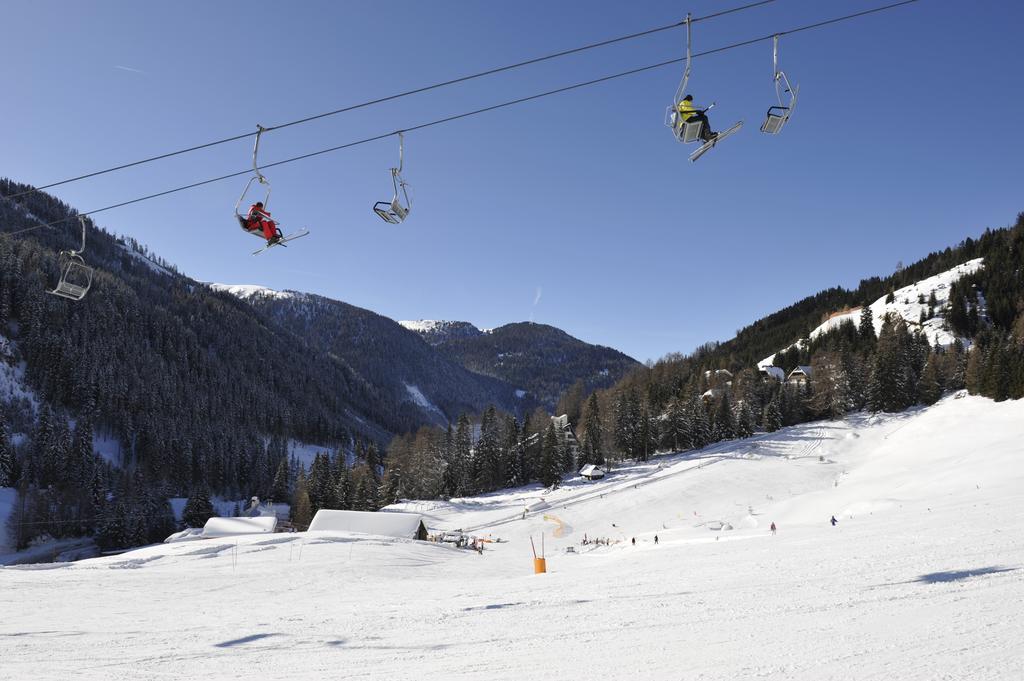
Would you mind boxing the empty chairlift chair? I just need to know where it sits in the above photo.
[761,35,799,135]
[373,131,411,224]
[48,216,95,301]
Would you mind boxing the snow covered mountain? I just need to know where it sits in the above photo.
[212,285,533,426]
[402,320,641,409]
[759,259,984,369]
[398,319,485,345]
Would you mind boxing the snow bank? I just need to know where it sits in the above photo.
[307,509,425,539]
[201,516,277,538]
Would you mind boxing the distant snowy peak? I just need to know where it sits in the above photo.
[208,283,303,301]
[759,258,985,369]
[399,319,484,346]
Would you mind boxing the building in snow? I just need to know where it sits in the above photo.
[551,414,581,456]
[759,366,786,382]
[165,516,278,543]
[579,464,605,481]
[787,366,813,384]
[306,509,428,540]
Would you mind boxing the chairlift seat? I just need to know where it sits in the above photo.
[49,253,94,301]
[761,106,789,135]
[680,119,705,143]
[374,198,408,224]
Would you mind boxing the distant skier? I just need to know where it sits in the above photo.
[654,535,659,545]
[770,522,777,535]
[631,537,636,546]
[830,515,838,527]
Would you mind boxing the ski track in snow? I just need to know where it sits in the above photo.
[1,395,1023,680]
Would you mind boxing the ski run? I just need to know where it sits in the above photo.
[2,393,1022,680]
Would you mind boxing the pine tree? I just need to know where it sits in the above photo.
[735,401,755,438]
[308,452,334,514]
[762,396,783,432]
[290,471,313,529]
[333,463,352,510]
[712,394,735,441]
[269,457,290,503]
[858,304,876,347]
[582,393,604,465]
[352,466,381,511]
[688,395,710,448]
[503,415,523,486]
[380,465,402,506]
[0,414,13,487]
[182,489,215,528]
[868,314,914,412]
[475,406,502,492]
[637,404,652,462]
[614,388,642,459]
[663,398,688,452]
[538,424,562,489]
[440,423,458,497]
[810,351,851,419]
[364,442,381,483]
[448,415,471,496]
[917,354,943,405]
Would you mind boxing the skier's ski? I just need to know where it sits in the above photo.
[689,121,743,163]
[252,229,310,255]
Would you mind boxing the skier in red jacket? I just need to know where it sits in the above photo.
[246,202,282,243]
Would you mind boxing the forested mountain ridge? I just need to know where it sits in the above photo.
[0,177,633,552]
[402,320,641,409]
[575,213,1024,466]
[213,286,533,424]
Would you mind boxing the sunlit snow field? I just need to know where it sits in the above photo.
[2,394,1022,680]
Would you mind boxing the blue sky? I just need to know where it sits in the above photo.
[2,1,1022,362]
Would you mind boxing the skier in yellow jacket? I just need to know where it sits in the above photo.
[676,95,716,143]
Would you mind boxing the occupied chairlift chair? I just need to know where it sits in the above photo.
[234,124,272,234]
[761,35,799,135]
[664,15,706,144]
[373,132,411,224]
[48,215,95,301]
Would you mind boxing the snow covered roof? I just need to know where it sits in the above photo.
[579,465,605,479]
[307,510,426,539]
[201,516,277,538]
[760,366,786,381]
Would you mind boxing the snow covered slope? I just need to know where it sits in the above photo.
[3,394,1022,680]
[208,283,302,301]
[760,259,984,368]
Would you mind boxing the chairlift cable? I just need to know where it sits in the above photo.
[0,0,922,238]
[0,0,779,204]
